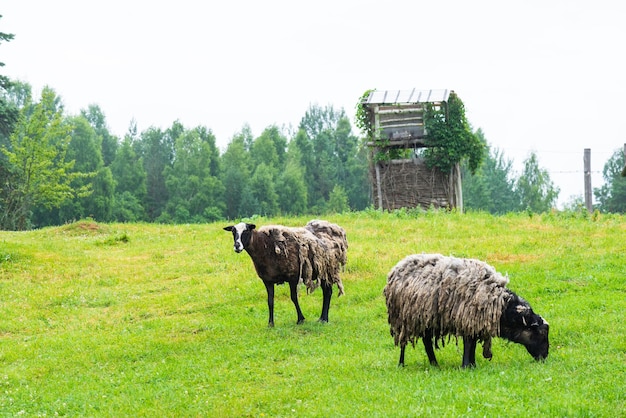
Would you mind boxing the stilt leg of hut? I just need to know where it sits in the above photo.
[375,162,383,210]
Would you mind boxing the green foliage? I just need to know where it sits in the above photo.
[250,125,286,172]
[81,104,118,166]
[162,125,224,223]
[111,136,147,221]
[327,184,349,213]
[354,88,375,140]
[1,212,625,416]
[277,145,308,215]
[295,104,366,211]
[0,87,91,230]
[516,151,560,212]
[112,191,145,222]
[356,90,485,174]
[221,132,252,219]
[594,147,626,212]
[249,162,279,216]
[0,18,18,137]
[137,123,176,220]
[423,91,485,174]
[463,136,520,214]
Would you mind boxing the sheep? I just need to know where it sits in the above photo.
[383,253,549,368]
[223,220,347,327]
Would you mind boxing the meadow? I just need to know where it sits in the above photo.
[0,210,624,417]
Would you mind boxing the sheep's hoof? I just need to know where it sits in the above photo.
[268,322,275,328]
[296,318,305,325]
[318,318,329,324]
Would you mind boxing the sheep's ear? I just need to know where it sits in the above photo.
[247,223,256,230]
[223,226,233,231]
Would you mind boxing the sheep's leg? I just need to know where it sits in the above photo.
[288,280,305,324]
[399,343,407,367]
[423,330,439,366]
[318,281,333,323]
[462,336,477,368]
[264,281,275,327]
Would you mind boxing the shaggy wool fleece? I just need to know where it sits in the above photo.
[384,254,512,347]
[257,221,346,296]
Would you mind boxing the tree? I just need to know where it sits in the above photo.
[66,116,111,219]
[0,87,88,230]
[33,115,114,225]
[327,185,349,213]
[594,148,626,213]
[111,136,147,198]
[515,151,559,213]
[110,132,147,222]
[277,142,308,215]
[81,104,118,166]
[162,125,224,223]
[334,115,369,210]
[462,131,519,214]
[221,129,252,219]
[295,104,371,212]
[297,104,346,211]
[250,125,286,173]
[249,162,279,216]
[136,125,173,220]
[0,18,18,137]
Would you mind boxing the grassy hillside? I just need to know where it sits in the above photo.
[1,210,624,416]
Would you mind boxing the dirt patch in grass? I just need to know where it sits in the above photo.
[57,219,109,236]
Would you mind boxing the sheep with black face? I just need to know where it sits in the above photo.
[224,220,347,327]
[384,253,549,368]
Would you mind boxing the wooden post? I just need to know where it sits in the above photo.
[374,106,383,210]
[584,148,592,213]
[375,160,383,210]
[622,144,626,177]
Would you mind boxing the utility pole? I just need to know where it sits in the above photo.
[622,143,626,177]
[584,148,592,213]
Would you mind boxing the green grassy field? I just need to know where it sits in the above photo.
[1,210,625,417]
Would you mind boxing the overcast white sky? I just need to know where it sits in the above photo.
[2,0,625,207]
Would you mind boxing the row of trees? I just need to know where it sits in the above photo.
[461,129,560,214]
[2,21,626,230]
[462,129,626,214]
[0,78,371,229]
[2,78,626,230]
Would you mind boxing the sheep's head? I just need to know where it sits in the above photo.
[500,294,550,361]
[223,223,256,253]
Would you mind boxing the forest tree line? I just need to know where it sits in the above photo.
[2,22,626,230]
[2,79,626,230]
[0,81,372,230]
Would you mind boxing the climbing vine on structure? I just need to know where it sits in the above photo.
[356,89,485,174]
[422,91,485,174]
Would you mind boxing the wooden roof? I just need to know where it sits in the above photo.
[363,89,450,105]
[363,89,452,148]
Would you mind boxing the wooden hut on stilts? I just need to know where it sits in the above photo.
[360,88,463,212]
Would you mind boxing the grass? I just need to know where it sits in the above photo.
[0,212,625,417]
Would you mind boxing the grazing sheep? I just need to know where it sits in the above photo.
[384,253,549,368]
[223,220,347,327]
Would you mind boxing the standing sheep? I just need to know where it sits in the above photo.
[384,253,549,368]
[224,220,347,327]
